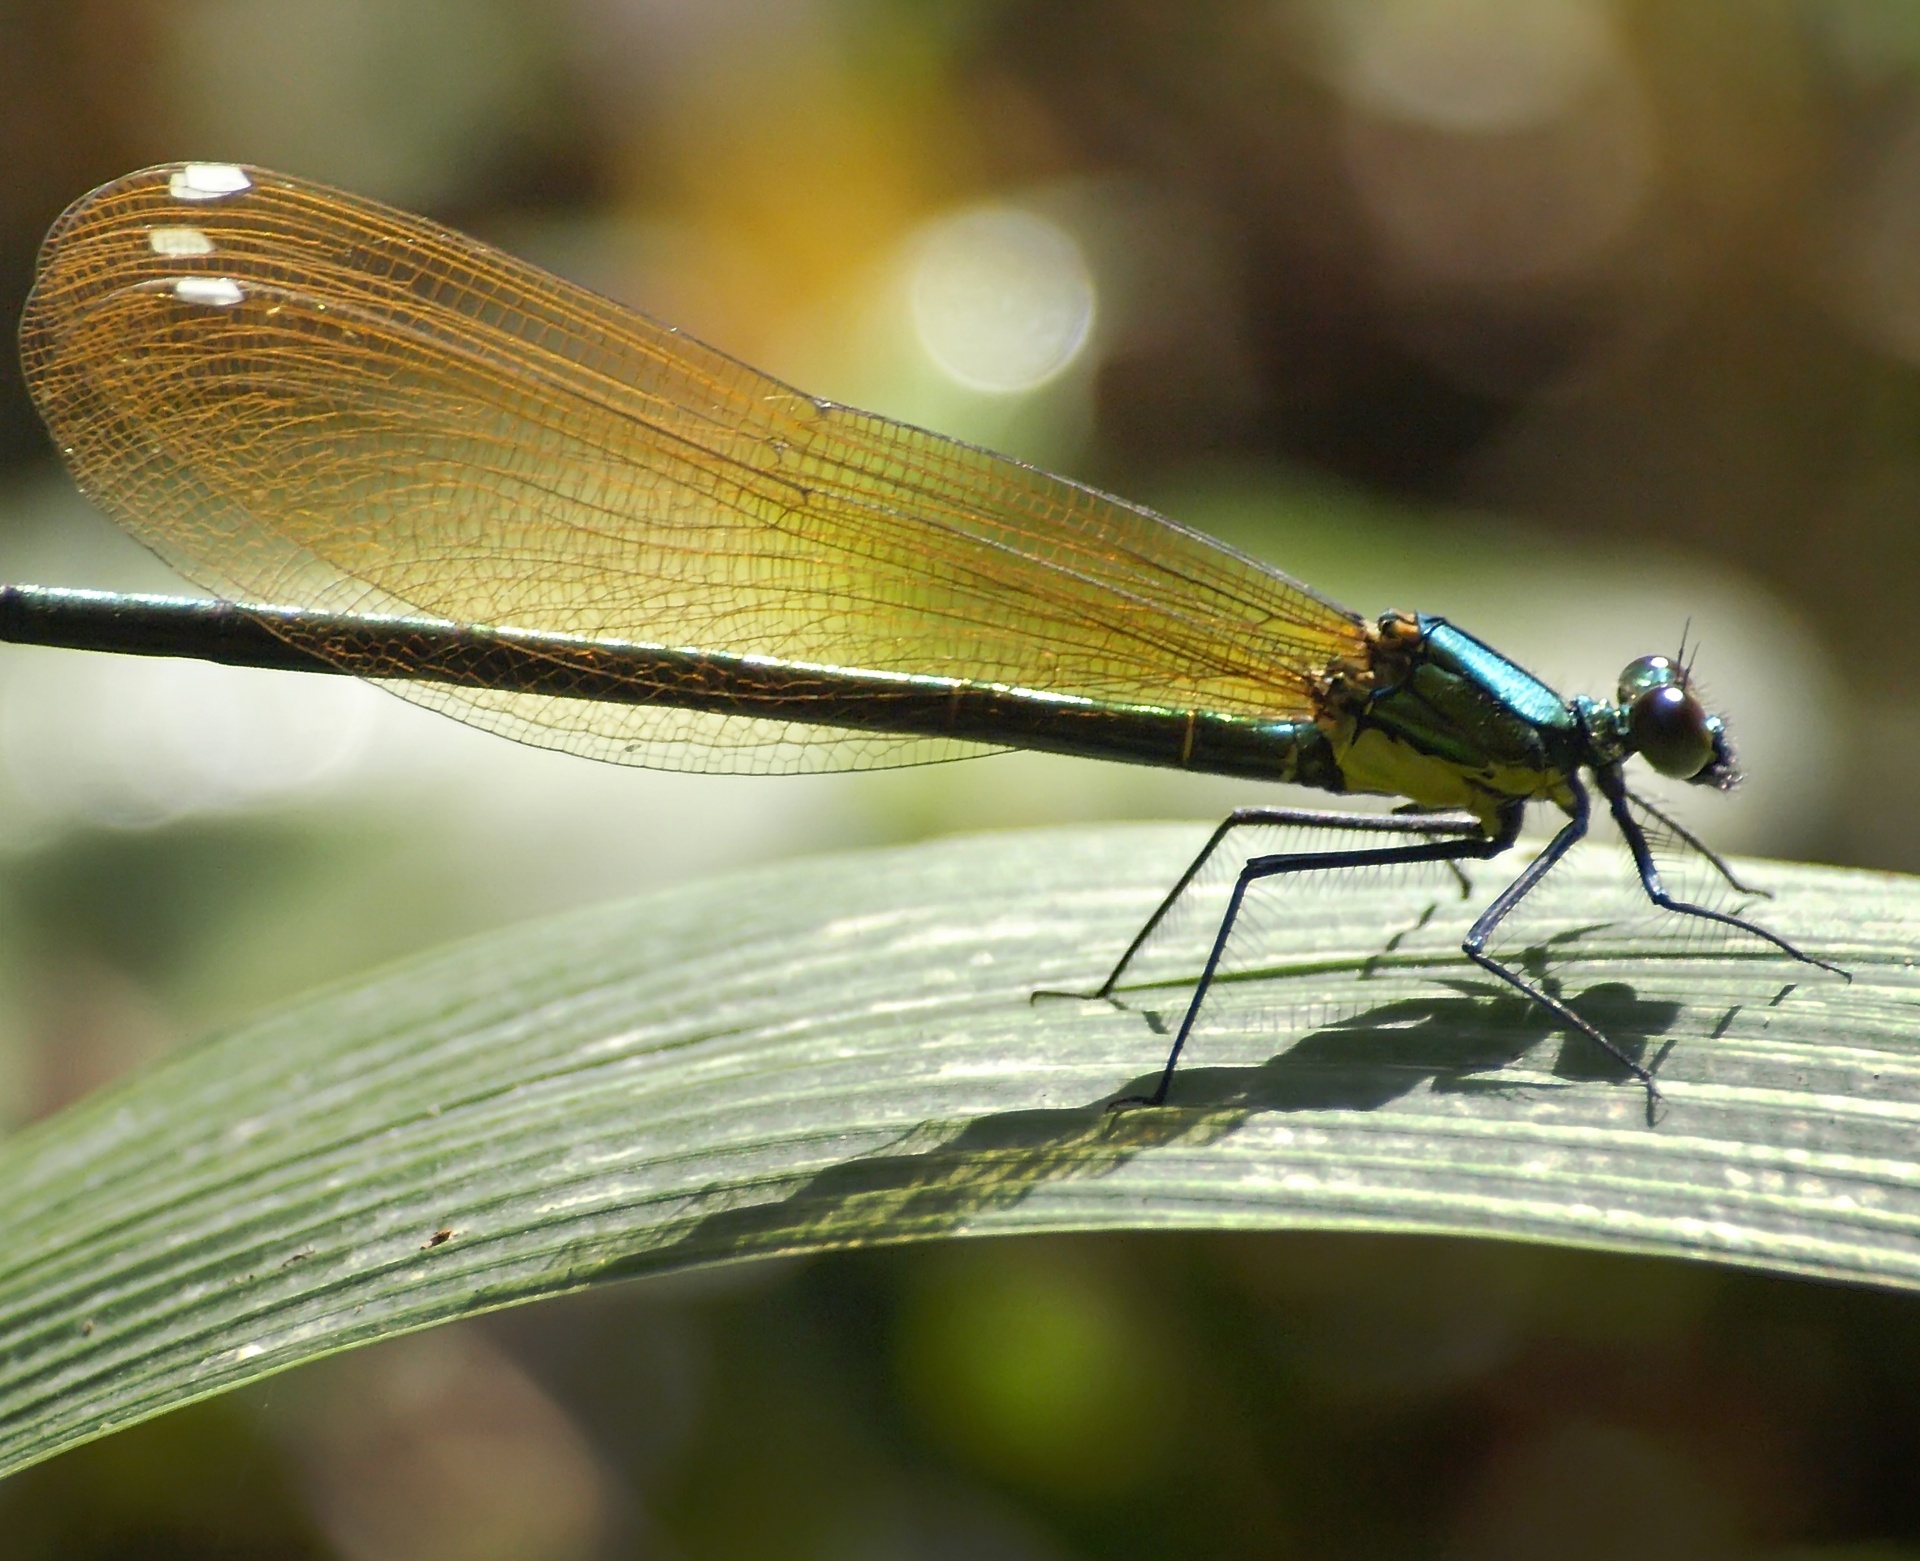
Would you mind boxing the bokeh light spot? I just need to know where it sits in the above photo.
[894,1246,1177,1500]
[908,206,1096,394]
[1841,106,1920,365]
[3,652,377,830]
[1333,0,1620,132]
[1330,0,1653,290]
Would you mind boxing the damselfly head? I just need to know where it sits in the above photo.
[1614,653,1736,787]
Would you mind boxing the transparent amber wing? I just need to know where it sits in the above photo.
[20,163,1368,774]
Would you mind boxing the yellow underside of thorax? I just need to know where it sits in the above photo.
[1330,723,1575,829]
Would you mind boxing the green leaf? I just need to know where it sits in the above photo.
[0,823,1914,1478]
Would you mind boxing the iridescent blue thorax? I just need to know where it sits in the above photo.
[1311,612,1731,828]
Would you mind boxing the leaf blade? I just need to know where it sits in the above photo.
[0,823,1914,1477]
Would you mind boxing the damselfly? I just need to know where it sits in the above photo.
[6,163,1840,1111]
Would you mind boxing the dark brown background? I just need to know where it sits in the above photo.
[2,4,1917,1557]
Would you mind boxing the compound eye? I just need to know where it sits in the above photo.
[1630,683,1714,778]
[1616,654,1678,705]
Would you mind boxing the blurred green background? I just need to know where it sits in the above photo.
[3,1,1920,1555]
